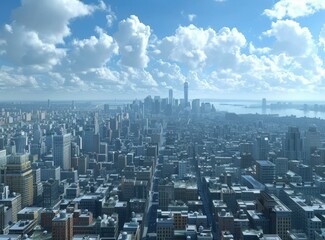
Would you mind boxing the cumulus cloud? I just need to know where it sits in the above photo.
[264,0,325,19]
[115,15,151,68]
[152,60,186,88]
[157,24,246,69]
[12,0,93,44]
[263,20,315,57]
[69,27,118,71]
[0,0,94,71]
[1,24,66,71]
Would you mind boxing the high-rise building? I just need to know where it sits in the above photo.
[256,160,275,184]
[304,125,321,164]
[168,89,173,105]
[262,98,267,113]
[0,150,6,166]
[158,180,174,211]
[53,134,71,170]
[254,135,269,160]
[178,161,187,179]
[83,129,100,154]
[275,157,288,177]
[184,81,189,107]
[192,99,200,114]
[284,127,303,160]
[5,154,33,207]
[13,134,27,154]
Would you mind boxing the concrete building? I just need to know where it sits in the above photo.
[53,134,71,170]
[256,160,275,184]
[156,217,174,240]
[5,154,33,208]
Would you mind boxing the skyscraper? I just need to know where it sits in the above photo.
[168,89,173,105]
[304,125,321,164]
[53,134,71,170]
[184,81,188,107]
[5,154,33,207]
[284,127,303,160]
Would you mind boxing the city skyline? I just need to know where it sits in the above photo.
[0,0,325,101]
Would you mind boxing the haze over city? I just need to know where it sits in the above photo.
[0,0,325,100]
[3,1,325,240]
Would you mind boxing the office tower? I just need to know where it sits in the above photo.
[0,137,5,150]
[153,96,161,114]
[5,154,33,207]
[43,179,59,208]
[304,125,321,164]
[53,134,71,170]
[94,112,99,135]
[256,160,275,184]
[254,135,269,160]
[158,180,174,211]
[192,99,200,114]
[168,89,173,105]
[178,161,187,179]
[13,133,27,154]
[32,124,42,145]
[184,81,189,107]
[275,157,288,177]
[298,164,313,182]
[262,98,266,113]
[32,166,43,206]
[83,129,100,154]
[52,210,73,240]
[0,150,6,166]
[104,104,110,113]
[284,127,303,160]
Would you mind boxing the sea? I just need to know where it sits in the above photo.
[207,100,325,120]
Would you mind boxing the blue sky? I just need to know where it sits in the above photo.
[0,0,325,101]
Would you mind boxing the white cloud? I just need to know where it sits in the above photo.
[157,24,246,69]
[106,6,117,27]
[1,24,66,71]
[188,14,196,22]
[125,68,158,88]
[263,20,315,57]
[0,0,95,71]
[12,0,93,44]
[152,60,185,88]
[264,0,325,19]
[115,15,151,68]
[249,43,271,55]
[0,66,39,89]
[70,27,118,71]
[320,24,325,51]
